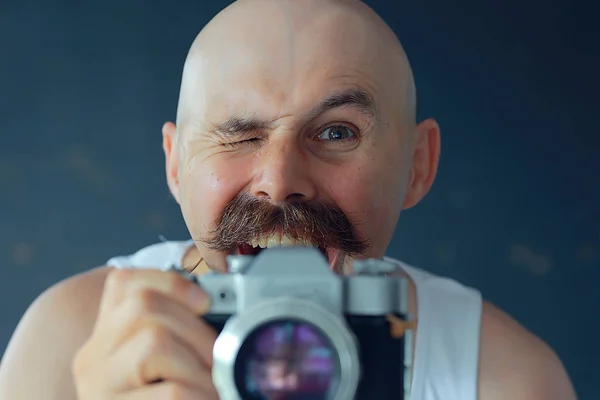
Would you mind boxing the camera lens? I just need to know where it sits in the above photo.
[234,319,340,400]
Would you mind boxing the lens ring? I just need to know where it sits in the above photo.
[212,297,360,400]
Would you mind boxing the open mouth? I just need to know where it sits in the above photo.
[234,234,336,270]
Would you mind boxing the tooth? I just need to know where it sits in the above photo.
[289,237,307,247]
[280,235,294,246]
[248,234,316,249]
[258,236,268,248]
[266,233,281,248]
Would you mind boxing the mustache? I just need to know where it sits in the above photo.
[200,193,369,256]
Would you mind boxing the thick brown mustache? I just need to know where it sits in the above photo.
[200,193,368,256]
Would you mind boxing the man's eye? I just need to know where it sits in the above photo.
[225,138,262,147]
[317,125,356,141]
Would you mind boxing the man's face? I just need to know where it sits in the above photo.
[164,1,439,272]
[264,360,290,386]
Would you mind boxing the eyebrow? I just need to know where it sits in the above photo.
[210,115,276,136]
[209,88,379,137]
[306,87,379,120]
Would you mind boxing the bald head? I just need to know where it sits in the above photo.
[165,0,439,272]
[175,0,416,134]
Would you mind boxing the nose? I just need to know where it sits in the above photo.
[250,139,317,204]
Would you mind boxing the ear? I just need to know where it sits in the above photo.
[402,118,441,210]
[162,121,181,203]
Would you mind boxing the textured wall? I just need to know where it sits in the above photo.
[1,0,598,397]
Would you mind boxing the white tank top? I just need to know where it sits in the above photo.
[106,240,482,400]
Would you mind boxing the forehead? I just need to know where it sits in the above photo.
[188,11,394,123]
[206,66,381,124]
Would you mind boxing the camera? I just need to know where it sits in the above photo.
[174,247,411,400]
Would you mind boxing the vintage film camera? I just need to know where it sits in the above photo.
[172,247,412,400]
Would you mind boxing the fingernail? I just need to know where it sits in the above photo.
[189,287,210,313]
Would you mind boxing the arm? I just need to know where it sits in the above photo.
[0,267,110,400]
[478,302,577,400]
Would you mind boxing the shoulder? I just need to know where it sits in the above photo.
[478,301,577,400]
[394,260,576,399]
[0,266,112,399]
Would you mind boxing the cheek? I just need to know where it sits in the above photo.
[179,156,249,234]
[323,156,404,254]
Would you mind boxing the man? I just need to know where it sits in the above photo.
[0,0,576,399]
[249,322,331,400]
[256,357,299,399]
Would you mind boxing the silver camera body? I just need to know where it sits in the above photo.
[184,247,411,400]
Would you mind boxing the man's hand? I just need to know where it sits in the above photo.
[72,268,219,400]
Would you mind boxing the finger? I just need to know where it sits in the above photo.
[99,268,209,320]
[102,289,218,367]
[107,326,215,393]
[120,381,218,400]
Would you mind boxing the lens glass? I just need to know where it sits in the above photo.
[235,319,339,400]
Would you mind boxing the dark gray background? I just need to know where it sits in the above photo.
[1,0,598,398]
